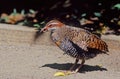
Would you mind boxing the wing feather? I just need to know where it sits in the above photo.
[69,27,108,53]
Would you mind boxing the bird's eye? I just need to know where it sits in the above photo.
[49,25,53,27]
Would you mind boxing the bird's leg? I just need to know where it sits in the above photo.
[55,59,79,76]
[69,58,79,71]
[75,58,85,72]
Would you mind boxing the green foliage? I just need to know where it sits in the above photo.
[33,24,40,28]
[29,9,36,14]
[21,9,25,15]
[0,8,41,28]
[81,13,86,17]
[94,12,101,17]
[112,3,120,10]
[0,1,120,35]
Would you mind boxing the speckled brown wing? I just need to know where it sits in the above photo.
[86,34,109,52]
[70,28,109,53]
[51,26,108,60]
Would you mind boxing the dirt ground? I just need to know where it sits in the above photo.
[0,41,120,79]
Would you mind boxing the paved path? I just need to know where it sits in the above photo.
[0,43,120,79]
[0,24,120,79]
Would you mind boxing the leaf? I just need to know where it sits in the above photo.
[94,12,101,17]
[112,3,120,10]
[96,64,102,67]
[40,21,45,24]
[4,17,9,22]
[17,22,25,25]
[117,21,120,25]
[33,24,40,28]
[54,71,71,77]
[21,9,25,15]
[29,9,36,14]
[81,13,86,17]
[54,72,66,76]
[10,9,18,16]
[13,8,17,15]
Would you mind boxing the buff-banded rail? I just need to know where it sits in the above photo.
[34,20,109,74]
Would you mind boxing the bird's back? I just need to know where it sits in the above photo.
[51,26,108,59]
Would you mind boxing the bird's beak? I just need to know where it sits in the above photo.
[40,27,48,33]
[40,29,44,33]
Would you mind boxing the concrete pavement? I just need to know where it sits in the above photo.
[0,23,120,79]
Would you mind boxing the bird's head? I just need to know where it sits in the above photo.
[40,20,65,33]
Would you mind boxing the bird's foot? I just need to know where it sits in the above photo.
[65,70,77,75]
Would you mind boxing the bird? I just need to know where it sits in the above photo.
[34,19,109,74]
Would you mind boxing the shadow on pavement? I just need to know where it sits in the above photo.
[41,63,107,73]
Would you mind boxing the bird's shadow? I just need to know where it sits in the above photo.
[40,63,107,73]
